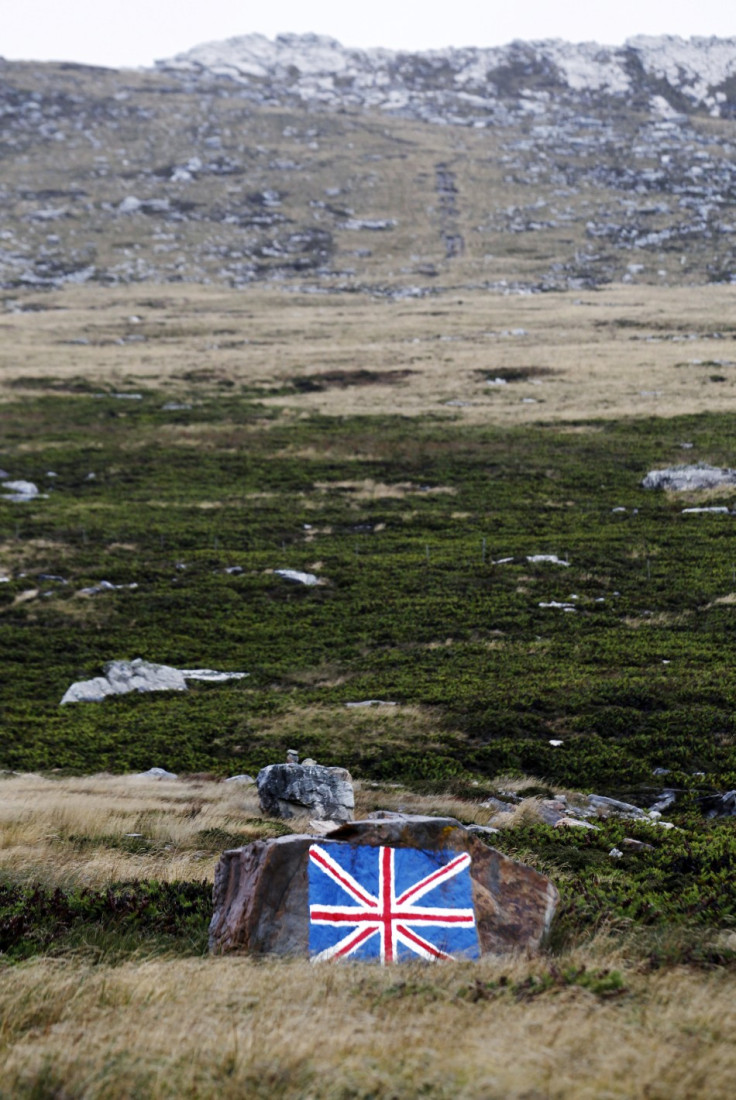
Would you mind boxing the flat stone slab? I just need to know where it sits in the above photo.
[209,815,558,962]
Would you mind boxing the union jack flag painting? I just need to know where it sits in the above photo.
[308,842,480,962]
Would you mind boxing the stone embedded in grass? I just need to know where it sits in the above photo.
[209,815,559,961]
[527,555,570,566]
[641,463,736,491]
[586,794,646,819]
[344,699,398,708]
[681,506,730,514]
[273,568,320,585]
[554,817,600,830]
[60,658,247,704]
[78,580,139,596]
[2,479,46,502]
[698,790,736,818]
[257,763,354,822]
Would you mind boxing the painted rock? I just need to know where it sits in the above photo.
[209,815,558,962]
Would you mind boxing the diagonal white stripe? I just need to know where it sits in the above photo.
[309,844,378,907]
[312,924,380,961]
[396,852,471,907]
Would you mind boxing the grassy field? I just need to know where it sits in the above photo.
[1,281,736,1095]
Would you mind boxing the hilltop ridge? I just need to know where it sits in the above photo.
[156,33,736,121]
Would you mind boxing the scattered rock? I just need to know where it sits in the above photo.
[698,790,736,818]
[274,568,320,586]
[480,797,518,815]
[60,658,247,704]
[224,774,256,785]
[2,480,45,502]
[641,463,736,491]
[345,699,398,708]
[609,847,624,858]
[586,794,646,818]
[650,790,677,812]
[78,579,139,596]
[621,838,655,851]
[554,817,600,830]
[527,555,570,566]
[536,800,568,825]
[209,814,559,959]
[257,763,355,822]
[135,766,178,780]
[179,668,249,683]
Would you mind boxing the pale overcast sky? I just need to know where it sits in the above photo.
[4,0,735,69]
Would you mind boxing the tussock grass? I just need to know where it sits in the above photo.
[0,772,507,889]
[0,774,270,887]
[0,950,734,1098]
[1,774,735,1096]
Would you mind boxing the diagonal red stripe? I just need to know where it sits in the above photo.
[395,924,450,960]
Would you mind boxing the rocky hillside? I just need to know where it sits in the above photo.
[1,34,735,295]
[158,33,736,122]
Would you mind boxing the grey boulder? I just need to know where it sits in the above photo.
[60,658,247,703]
[641,464,736,492]
[257,763,354,822]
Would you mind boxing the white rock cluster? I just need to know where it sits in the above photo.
[60,658,248,704]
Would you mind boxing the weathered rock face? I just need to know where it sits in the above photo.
[641,464,736,492]
[209,815,558,961]
[257,763,354,822]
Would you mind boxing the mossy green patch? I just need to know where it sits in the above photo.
[1,394,736,799]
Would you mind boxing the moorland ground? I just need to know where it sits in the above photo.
[1,282,736,1097]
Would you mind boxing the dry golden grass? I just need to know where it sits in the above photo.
[1,773,735,1097]
[1,949,734,1099]
[2,281,736,426]
[0,773,263,887]
[0,772,504,889]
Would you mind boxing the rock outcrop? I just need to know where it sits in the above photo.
[158,34,736,121]
[257,763,354,822]
[209,814,558,960]
[60,658,247,703]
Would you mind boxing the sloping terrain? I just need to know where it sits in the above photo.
[1,34,736,295]
[2,34,736,1099]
